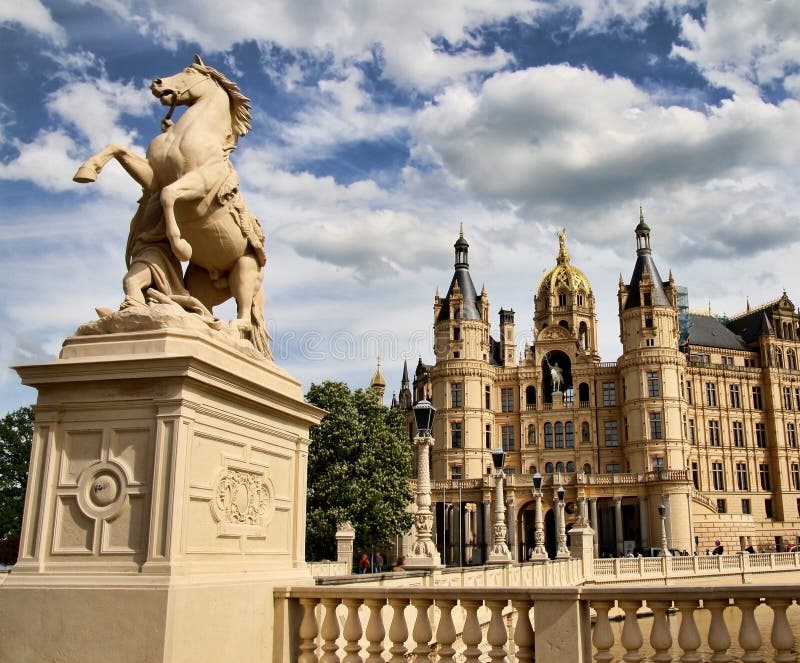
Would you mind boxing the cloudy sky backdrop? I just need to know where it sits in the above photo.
[1,0,799,412]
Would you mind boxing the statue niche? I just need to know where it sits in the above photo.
[542,351,572,402]
[73,55,270,358]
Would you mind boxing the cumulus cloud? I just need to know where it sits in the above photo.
[0,0,66,44]
[411,65,800,227]
[672,0,800,97]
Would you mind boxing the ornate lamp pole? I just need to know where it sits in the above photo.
[657,502,671,557]
[405,399,442,569]
[556,485,570,559]
[530,471,547,561]
[487,448,512,564]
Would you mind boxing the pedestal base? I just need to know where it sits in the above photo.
[1,328,323,663]
[404,553,442,570]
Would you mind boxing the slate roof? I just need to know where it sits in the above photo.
[686,313,749,351]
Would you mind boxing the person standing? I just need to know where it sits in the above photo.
[359,553,370,574]
[374,552,384,573]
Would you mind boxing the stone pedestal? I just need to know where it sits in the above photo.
[336,521,356,568]
[0,328,323,663]
[569,518,595,581]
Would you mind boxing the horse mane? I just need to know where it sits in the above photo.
[191,60,252,138]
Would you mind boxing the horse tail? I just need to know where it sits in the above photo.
[249,286,272,360]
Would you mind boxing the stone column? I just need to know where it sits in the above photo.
[589,498,599,558]
[487,472,512,564]
[578,496,587,521]
[638,496,649,548]
[614,496,624,556]
[506,497,516,561]
[405,435,442,569]
[483,499,492,563]
[335,521,356,569]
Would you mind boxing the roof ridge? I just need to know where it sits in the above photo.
[729,295,784,321]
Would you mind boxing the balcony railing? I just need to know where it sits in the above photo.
[274,582,799,663]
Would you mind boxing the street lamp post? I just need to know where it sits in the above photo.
[556,485,570,559]
[405,399,442,569]
[657,503,672,557]
[530,471,548,561]
[487,448,512,564]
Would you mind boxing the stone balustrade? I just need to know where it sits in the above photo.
[274,584,799,663]
[592,552,800,584]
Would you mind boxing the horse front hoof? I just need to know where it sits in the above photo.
[172,238,192,261]
[73,165,97,183]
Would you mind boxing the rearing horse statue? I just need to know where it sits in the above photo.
[73,55,270,357]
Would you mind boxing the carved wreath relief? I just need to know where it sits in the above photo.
[215,469,270,526]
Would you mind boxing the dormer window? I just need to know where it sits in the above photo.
[577,293,584,306]
[558,292,567,306]
[453,306,461,320]
[643,292,652,306]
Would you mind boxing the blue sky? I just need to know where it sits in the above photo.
[2,0,800,412]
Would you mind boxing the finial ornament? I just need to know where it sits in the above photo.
[639,204,644,224]
[557,228,569,264]
[459,221,464,238]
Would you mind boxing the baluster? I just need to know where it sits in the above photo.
[461,599,484,663]
[411,597,434,660]
[619,600,644,662]
[298,597,320,663]
[486,599,509,663]
[592,601,615,663]
[737,598,764,663]
[388,598,409,663]
[364,598,386,663]
[435,599,458,663]
[319,597,341,663]
[512,598,534,663]
[706,599,732,663]
[342,597,363,663]
[676,600,702,663]
[649,600,673,663]
[767,598,796,663]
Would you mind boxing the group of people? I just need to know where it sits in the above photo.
[358,552,405,573]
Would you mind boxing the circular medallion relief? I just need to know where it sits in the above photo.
[77,461,128,520]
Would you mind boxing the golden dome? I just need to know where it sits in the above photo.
[536,229,592,299]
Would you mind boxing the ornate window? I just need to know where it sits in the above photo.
[604,421,619,447]
[544,423,553,448]
[581,422,590,443]
[555,422,564,448]
[545,462,554,473]
[565,422,575,448]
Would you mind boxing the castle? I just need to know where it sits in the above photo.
[385,211,800,561]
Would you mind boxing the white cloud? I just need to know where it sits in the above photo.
[672,0,800,97]
[0,0,66,44]
[0,130,82,192]
[411,65,800,229]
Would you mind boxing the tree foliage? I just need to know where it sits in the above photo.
[305,382,413,561]
[0,406,33,563]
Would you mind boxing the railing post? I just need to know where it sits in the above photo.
[737,598,764,663]
[706,599,732,663]
[767,597,796,663]
[388,598,409,663]
[535,591,591,663]
[435,599,458,663]
[486,599,509,662]
[619,600,644,662]
[512,597,535,663]
[591,601,615,663]
[342,597,364,663]
[649,600,673,663]
[364,598,386,663]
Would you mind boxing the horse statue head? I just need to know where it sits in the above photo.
[151,55,252,137]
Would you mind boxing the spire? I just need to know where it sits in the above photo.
[454,224,469,268]
[398,359,412,410]
[401,359,410,387]
[438,227,480,321]
[635,205,651,255]
[370,357,387,402]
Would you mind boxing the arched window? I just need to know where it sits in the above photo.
[525,385,536,407]
[578,383,590,403]
[544,423,553,448]
[583,463,592,474]
[577,292,585,307]
[530,465,537,474]
[788,349,797,370]
[566,461,576,472]
[528,424,536,446]
[559,320,569,329]
[545,462,554,473]
[558,292,567,306]
[555,422,564,448]
[565,422,575,448]
[581,422,590,443]
[556,461,565,472]
[776,349,784,368]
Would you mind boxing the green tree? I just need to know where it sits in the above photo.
[305,381,413,562]
[0,406,33,564]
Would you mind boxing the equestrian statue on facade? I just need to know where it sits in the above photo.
[73,55,270,358]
